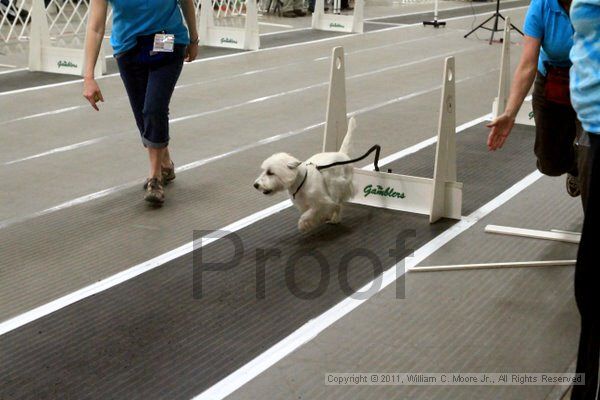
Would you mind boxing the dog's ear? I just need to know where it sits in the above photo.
[287,160,301,169]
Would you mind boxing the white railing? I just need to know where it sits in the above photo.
[1,0,247,44]
[0,0,32,42]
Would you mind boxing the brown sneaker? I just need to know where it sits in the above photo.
[566,174,581,197]
[144,177,165,205]
[282,10,297,17]
[293,9,307,16]
[143,162,175,190]
[162,161,176,185]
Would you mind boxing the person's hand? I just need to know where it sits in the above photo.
[486,113,516,151]
[83,77,104,111]
[185,38,198,62]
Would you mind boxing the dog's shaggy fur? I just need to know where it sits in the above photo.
[254,118,357,232]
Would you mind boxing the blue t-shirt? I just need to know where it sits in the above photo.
[523,0,573,76]
[109,0,190,55]
[570,0,600,134]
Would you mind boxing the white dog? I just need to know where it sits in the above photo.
[254,117,356,233]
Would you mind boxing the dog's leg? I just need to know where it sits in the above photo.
[298,208,318,233]
[327,204,343,224]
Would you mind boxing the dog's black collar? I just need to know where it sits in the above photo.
[292,169,308,199]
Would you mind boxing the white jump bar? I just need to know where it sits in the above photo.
[485,224,581,244]
[411,260,576,272]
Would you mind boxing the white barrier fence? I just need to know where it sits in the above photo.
[2,0,368,72]
[323,46,463,223]
[28,0,106,76]
[311,0,364,33]
[198,0,259,50]
[1,0,258,73]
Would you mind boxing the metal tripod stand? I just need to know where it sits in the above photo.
[464,0,523,44]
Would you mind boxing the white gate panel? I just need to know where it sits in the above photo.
[350,169,463,219]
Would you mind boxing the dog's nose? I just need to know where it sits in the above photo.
[253,182,259,189]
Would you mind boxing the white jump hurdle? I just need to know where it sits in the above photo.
[323,47,463,223]
[491,17,534,126]
[311,0,364,34]
[28,0,106,76]
[198,0,260,50]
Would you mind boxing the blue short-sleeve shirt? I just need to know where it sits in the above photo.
[109,0,190,55]
[523,0,574,76]
[570,0,600,134]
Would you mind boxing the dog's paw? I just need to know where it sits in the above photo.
[326,215,341,225]
[298,218,314,233]
[326,207,342,224]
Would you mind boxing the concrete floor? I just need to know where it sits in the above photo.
[0,2,582,399]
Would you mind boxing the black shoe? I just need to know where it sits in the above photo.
[282,10,297,17]
[293,9,307,16]
[566,174,581,197]
[341,5,353,10]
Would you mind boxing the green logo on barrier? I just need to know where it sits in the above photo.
[57,60,78,69]
[221,37,238,44]
[330,22,345,28]
[363,184,405,199]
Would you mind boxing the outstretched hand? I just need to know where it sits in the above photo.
[486,114,515,151]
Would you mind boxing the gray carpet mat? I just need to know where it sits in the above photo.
[0,123,537,399]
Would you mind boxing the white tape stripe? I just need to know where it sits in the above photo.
[0,105,85,126]
[0,201,292,337]
[0,113,488,335]
[4,137,106,165]
[257,22,296,29]
[191,170,544,400]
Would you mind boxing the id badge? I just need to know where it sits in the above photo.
[153,33,175,53]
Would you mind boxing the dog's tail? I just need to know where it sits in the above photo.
[339,116,356,156]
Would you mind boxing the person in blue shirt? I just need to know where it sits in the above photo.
[569,1,600,398]
[83,0,198,205]
[487,0,587,203]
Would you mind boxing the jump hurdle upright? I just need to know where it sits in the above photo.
[198,0,260,50]
[491,18,534,126]
[311,0,364,34]
[323,47,463,223]
[28,0,106,76]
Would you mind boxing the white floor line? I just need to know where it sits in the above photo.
[0,113,490,335]
[366,21,403,26]
[191,169,544,400]
[1,31,457,127]
[3,45,481,165]
[0,69,495,229]
[0,67,26,74]
[4,137,107,165]
[0,5,527,97]
[259,27,312,36]
[258,22,296,28]
[0,105,86,126]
